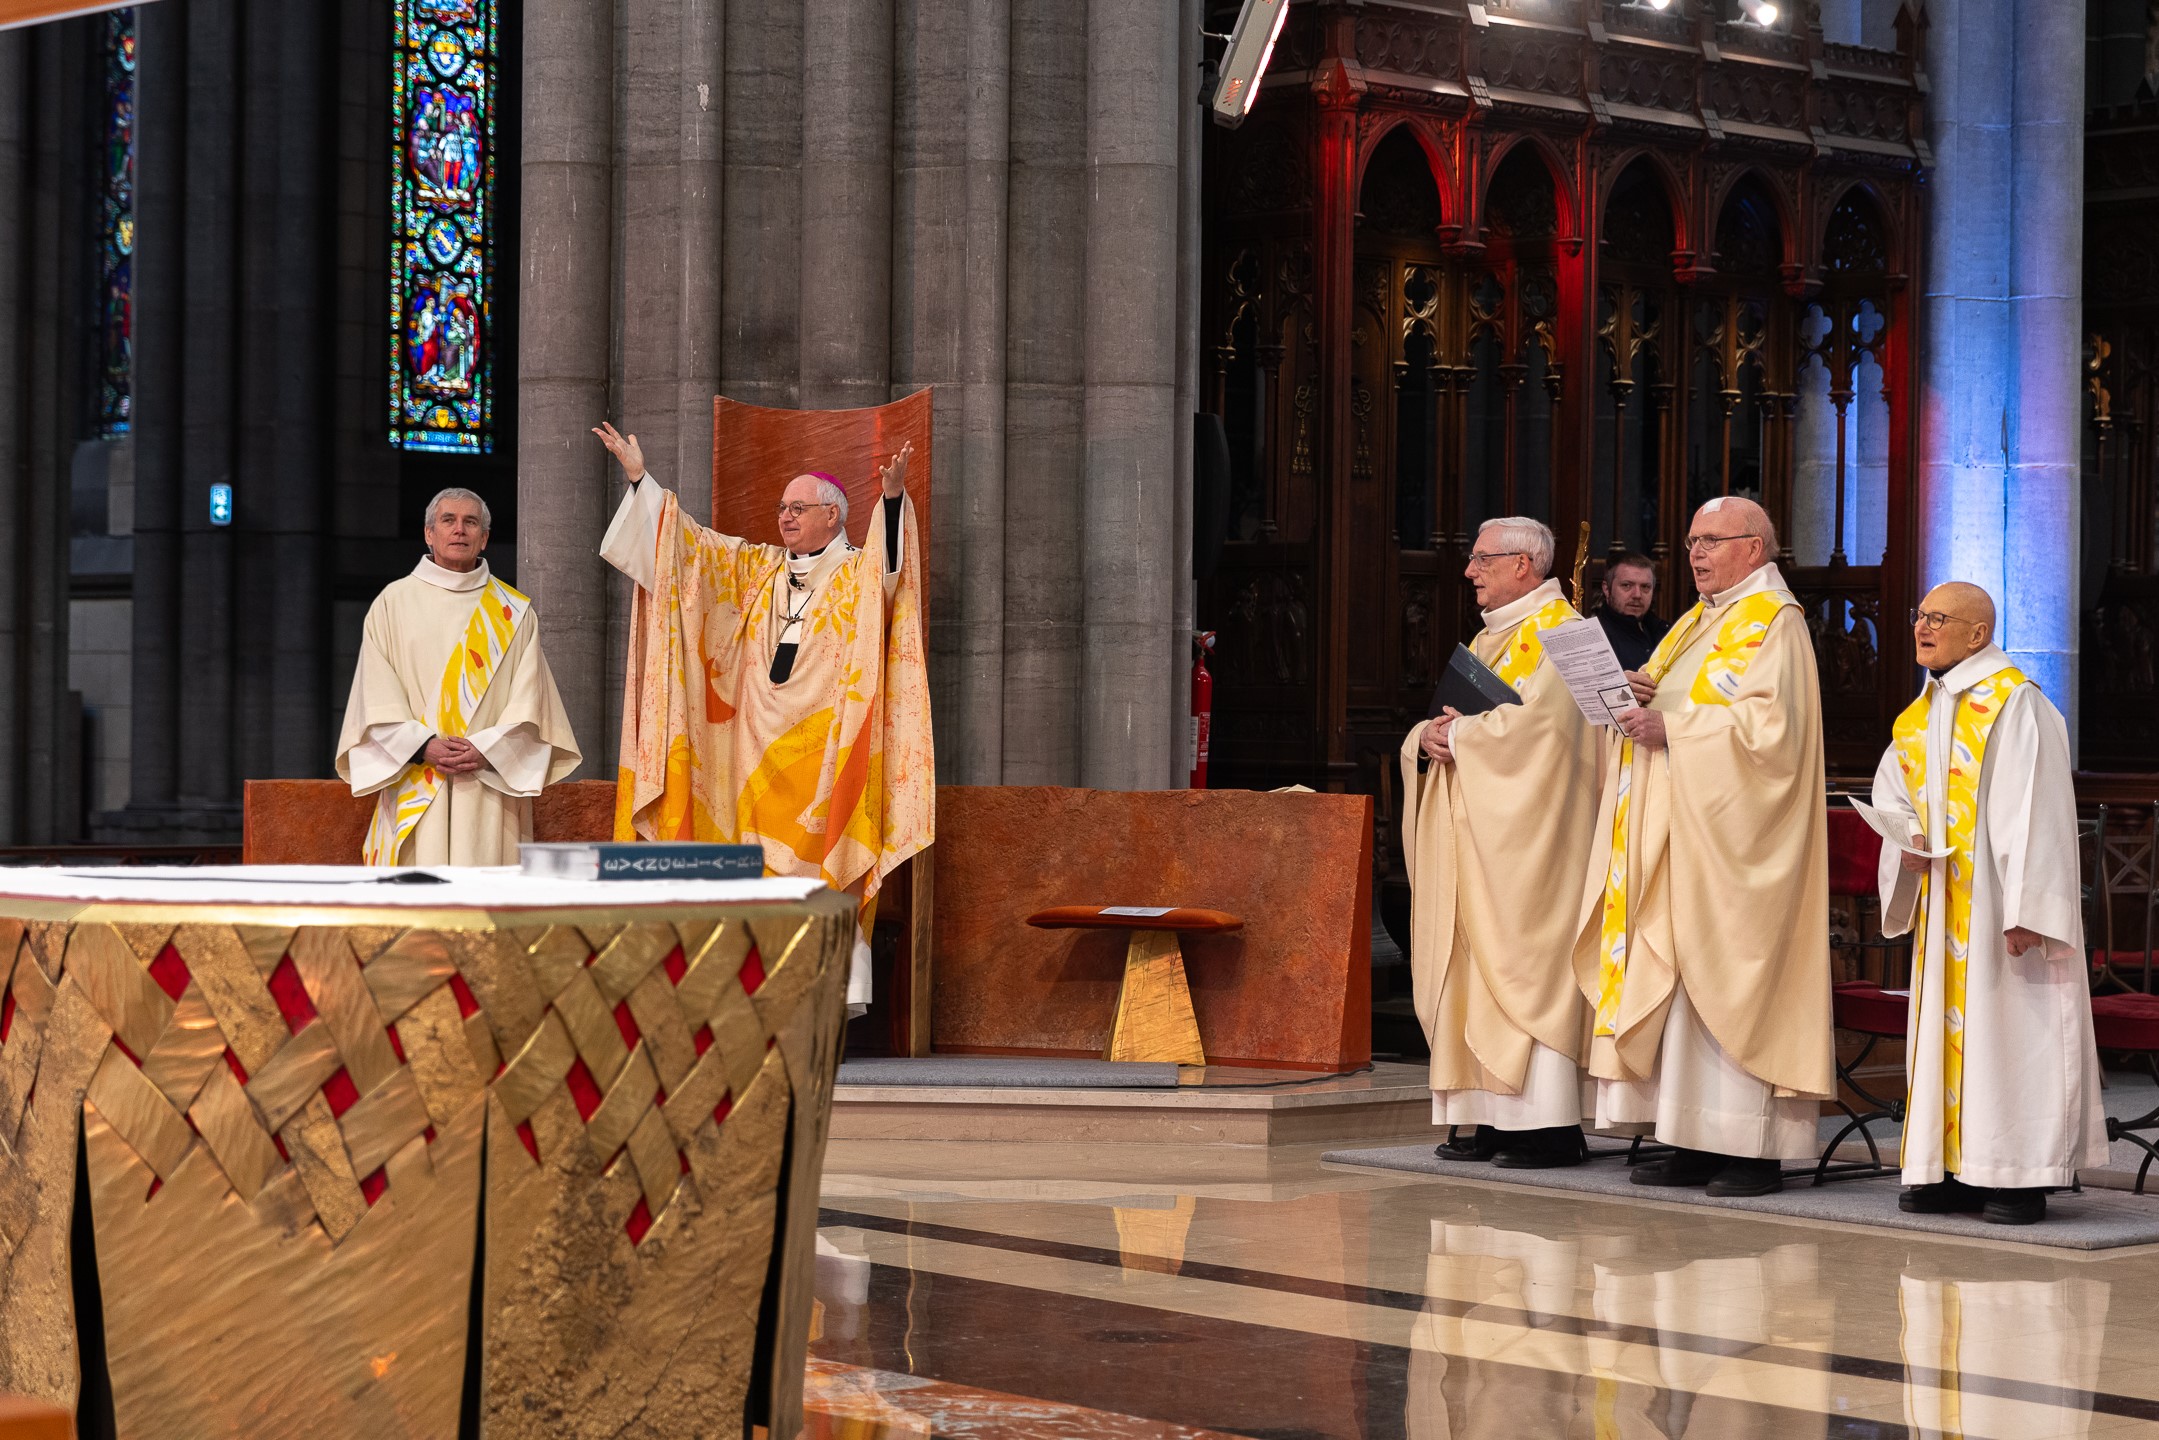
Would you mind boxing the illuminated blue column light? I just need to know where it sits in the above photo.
[209,483,232,527]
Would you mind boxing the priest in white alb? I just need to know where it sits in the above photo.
[1869,581,2106,1225]
[336,488,582,865]
[592,422,934,1014]
[1400,517,1599,1168]
[1576,496,1834,1197]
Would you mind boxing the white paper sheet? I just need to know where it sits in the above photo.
[1846,797,1954,859]
[1539,618,1641,726]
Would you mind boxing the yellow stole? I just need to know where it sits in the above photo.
[1594,587,1795,1036]
[1483,596,1580,688]
[1890,664,2027,1173]
[362,576,531,866]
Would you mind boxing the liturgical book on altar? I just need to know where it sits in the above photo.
[1429,644,1523,718]
[520,841,767,881]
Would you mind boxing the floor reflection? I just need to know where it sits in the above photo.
[809,1138,2159,1440]
[1898,1265,2107,1439]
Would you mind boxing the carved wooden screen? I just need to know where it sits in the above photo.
[2083,107,2159,769]
[1199,0,1928,847]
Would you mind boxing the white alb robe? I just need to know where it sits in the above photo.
[336,556,581,866]
[1869,645,2108,1188]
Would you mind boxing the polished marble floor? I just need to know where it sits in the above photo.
[805,1136,2159,1439]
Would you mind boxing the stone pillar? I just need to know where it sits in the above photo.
[0,30,22,839]
[127,0,183,820]
[1171,0,1201,783]
[720,0,801,409]
[23,22,84,841]
[892,0,971,773]
[1919,0,2085,737]
[1079,0,1182,789]
[676,0,724,526]
[2004,0,2085,716]
[799,0,893,412]
[1000,0,1086,785]
[179,0,239,811]
[243,0,330,777]
[519,0,615,776]
[956,0,1014,783]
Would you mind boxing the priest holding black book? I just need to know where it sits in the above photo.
[1398,518,1601,1168]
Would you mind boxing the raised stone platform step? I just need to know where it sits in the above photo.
[829,1060,1432,1146]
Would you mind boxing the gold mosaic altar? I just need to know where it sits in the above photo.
[0,872,855,1439]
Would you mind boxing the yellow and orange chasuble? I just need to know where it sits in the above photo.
[612,487,934,910]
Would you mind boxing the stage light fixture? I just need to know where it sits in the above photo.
[1742,0,1780,24]
[1642,0,1673,10]
[1208,0,1291,130]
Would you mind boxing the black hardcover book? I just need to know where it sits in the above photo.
[1428,643,1524,718]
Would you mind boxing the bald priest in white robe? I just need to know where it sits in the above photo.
[1576,497,1834,1198]
[1869,582,2106,1225]
[336,487,582,865]
[1400,517,1600,1168]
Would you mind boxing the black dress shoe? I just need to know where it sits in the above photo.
[1899,1177,1986,1214]
[1435,1125,1500,1162]
[1629,1147,1722,1187]
[1704,1156,1784,1197]
[1491,1126,1590,1170]
[1982,1188,2047,1225]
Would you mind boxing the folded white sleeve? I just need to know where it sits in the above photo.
[467,720,552,797]
[347,720,431,796]
[599,475,667,592]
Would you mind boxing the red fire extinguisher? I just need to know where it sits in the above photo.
[1190,631,1216,789]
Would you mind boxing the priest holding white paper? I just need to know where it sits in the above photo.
[1868,582,2106,1225]
[1575,497,1834,1197]
[1400,517,1600,1168]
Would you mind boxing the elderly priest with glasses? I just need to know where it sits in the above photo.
[1577,496,1834,1197]
[336,487,582,866]
[1867,583,2106,1225]
[592,422,934,1016]
[1400,517,1600,1169]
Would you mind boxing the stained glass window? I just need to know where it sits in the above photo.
[390,0,496,454]
[98,8,135,439]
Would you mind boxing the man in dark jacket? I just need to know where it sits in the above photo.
[1595,552,1669,671]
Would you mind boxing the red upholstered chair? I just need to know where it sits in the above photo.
[1815,802,1908,1184]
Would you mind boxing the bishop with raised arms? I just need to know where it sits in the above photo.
[594,422,934,1013]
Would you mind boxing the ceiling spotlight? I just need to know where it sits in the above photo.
[1208,0,1291,129]
[1643,0,1673,9]
[1744,0,1780,23]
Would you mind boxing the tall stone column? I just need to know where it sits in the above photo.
[519,0,615,775]
[0,30,23,840]
[127,0,183,821]
[720,0,801,410]
[954,0,1012,783]
[895,0,1009,784]
[799,0,893,412]
[2003,0,2085,714]
[675,0,725,526]
[1919,0,2085,736]
[23,22,84,841]
[1079,0,1182,789]
[179,0,239,811]
[240,0,330,778]
[1000,0,1086,784]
